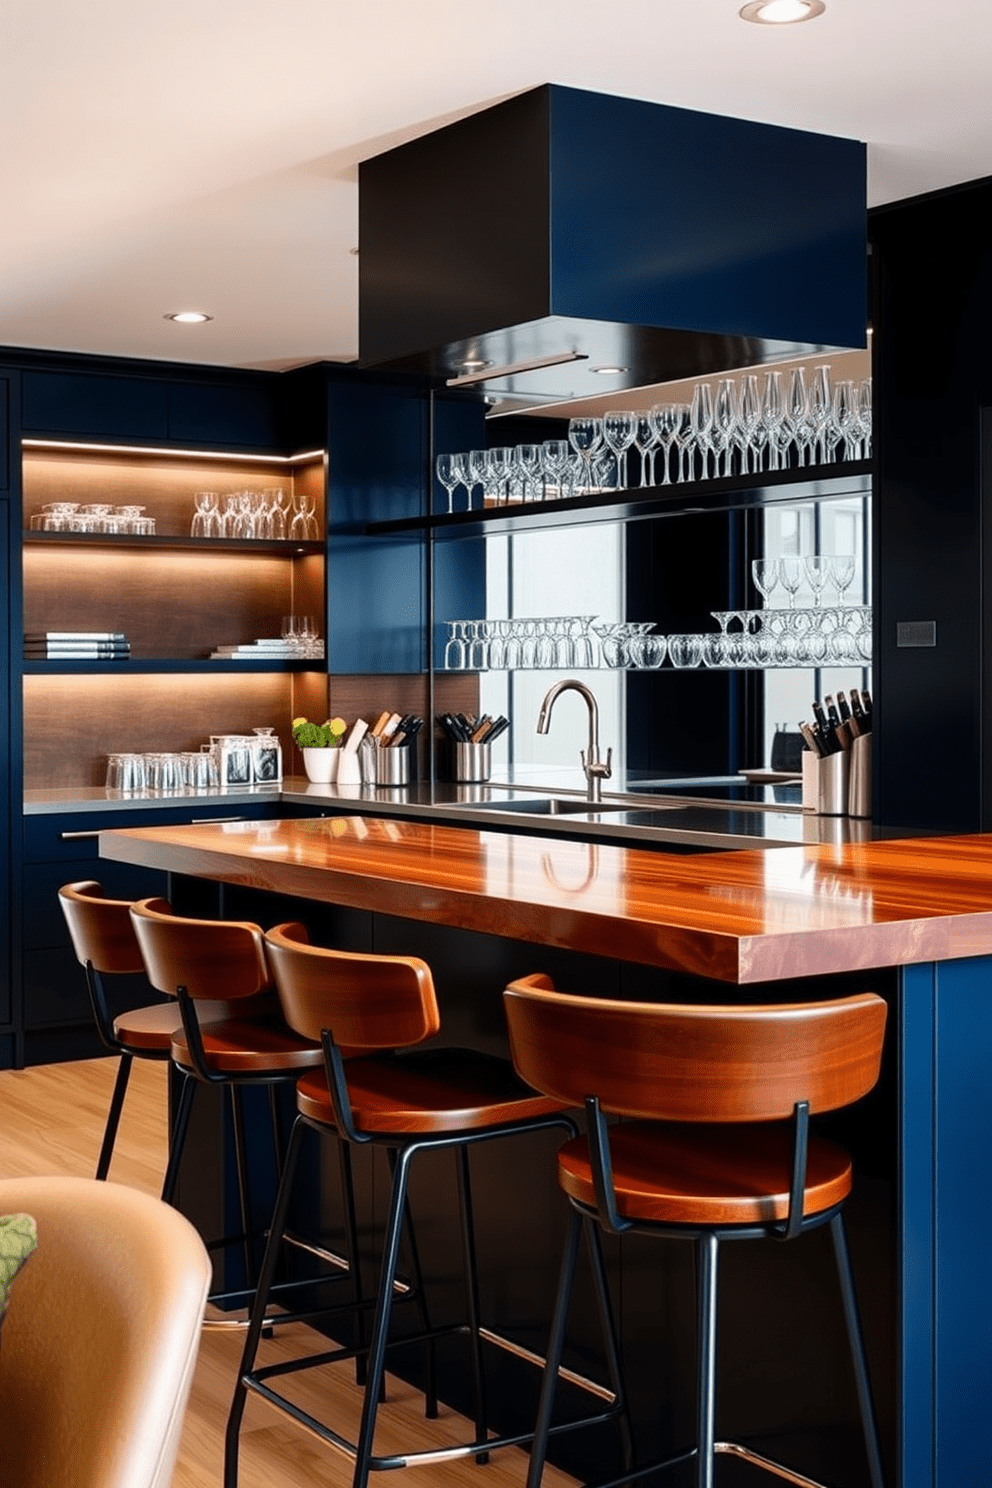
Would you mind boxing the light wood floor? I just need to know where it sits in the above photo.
[0,1055,577,1488]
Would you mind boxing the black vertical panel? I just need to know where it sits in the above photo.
[625,512,741,778]
[325,375,430,674]
[870,180,992,830]
[0,374,9,489]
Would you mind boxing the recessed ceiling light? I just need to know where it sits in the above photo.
[740,0,825,22]
[589,366,628,376]
[164,310,213,324]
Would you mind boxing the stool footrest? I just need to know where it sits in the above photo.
[243,1372,623,1470]
[580,1442,832,1488]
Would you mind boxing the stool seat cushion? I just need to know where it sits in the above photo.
[557,1120,853,1227]
[172,1014,324,1075]
[296,1047,570,1134]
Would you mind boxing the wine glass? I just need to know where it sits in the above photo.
[602,411,637,490]
[541,440,571,500]
[487,447,512,506]
[751,558,779,608]
[690,384,714,480]
[858,379,873,458]
[738,375,762,474]
[650,404,681,486]
[804,555,829,607]
[786,368,812,468]
[516,443,542,502]
[268,488,289,538]
[436,453,460,514]
[466,448,488,510]
[568,417,603,496]
[830,554,857,603]
[713,379,737,478]
[669,403,693,483]
[831,380,856,462]
[779,555,804,608]
[634,413,658,486]
[808,366,832,466]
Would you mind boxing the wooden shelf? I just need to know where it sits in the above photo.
[23,532,323,556]
[366,461,873,538]
[22,658,324,676]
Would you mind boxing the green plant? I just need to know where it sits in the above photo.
[292,716,347,749]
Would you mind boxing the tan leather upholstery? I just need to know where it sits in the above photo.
[0,1175,210,1488]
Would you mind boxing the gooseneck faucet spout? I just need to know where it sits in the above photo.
[536,680,613,803]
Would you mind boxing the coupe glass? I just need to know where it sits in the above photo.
[568,417,604,496]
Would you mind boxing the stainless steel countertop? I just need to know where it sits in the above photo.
[25,776,894,851]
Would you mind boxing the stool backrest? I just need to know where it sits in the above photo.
[504,974,887,1122]
[265,922,440,1051]
[130,897,271,1001]
[59,880,146,976]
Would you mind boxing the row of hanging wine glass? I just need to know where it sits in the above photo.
[435,368,872,511]
[441,610,871,671]
[190,489,320,540]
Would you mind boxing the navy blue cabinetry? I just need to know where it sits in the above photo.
[16,804,283,1068]
[0,373,10,489]
[22,370,169,442]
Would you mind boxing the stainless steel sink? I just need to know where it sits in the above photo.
[465,797,633,816]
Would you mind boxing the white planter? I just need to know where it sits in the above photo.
[336,751,362,791]
[302,747,339,784]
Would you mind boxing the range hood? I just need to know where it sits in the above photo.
[358,85,867,414]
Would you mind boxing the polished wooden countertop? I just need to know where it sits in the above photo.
[99,815,992,983]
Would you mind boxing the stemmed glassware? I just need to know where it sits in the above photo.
[713,379,737,478]
[651,404,683,486]
[690,384,714,480]
[602,411,636,489]
[751,558,779,608]
[738,376,761,475]
[541,440,571,499]
[516,444,542,502]
[568,417,604,496]
[436,453,460,514]
[779,555,804,608]
[191,491,219,538]
[634,413,658,486]
[787,368,812,467]
[808,366,832,466]
[761,371,785,472]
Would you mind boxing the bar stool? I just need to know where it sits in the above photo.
[58,879,194,1185]
[129,897,336,1310]
[224,922,627,1488]
[503,973,888,1488]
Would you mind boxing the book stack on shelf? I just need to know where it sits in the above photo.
[208,637,324,661]
[25,631,131,661]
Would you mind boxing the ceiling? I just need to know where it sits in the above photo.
[2,0,990,375]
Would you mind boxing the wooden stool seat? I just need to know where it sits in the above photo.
[557,1120,853,1228]
[172,1013,325,1075]
[113,1002,181,1051]
[296,1046,568,1134]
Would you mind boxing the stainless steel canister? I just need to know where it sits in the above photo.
[454,742,491,783]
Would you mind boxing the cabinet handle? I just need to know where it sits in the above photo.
[191,815,246,824]
[60,829,102,840]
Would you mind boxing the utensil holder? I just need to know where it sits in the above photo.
[802,748,850,816]
[378,748,410,786]
[847,732,872,818]
[454,742,491,783]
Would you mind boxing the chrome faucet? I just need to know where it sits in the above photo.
[536,680,613,803]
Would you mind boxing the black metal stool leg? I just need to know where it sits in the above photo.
[224,1116,307,1488]
[456,1145,489,1460]
[830,1213,886,1488]
[526,1207,583,1488]
[268,1083,285,1188]
[95,1052,133,1180]
[160,1073,195,1206]
[695,1233,719,1488]
[230,1085,256,1291]
[339,1139,369,1385]
[387,1146,438,1418]
[581,1215,635,1473]
[353,1144,417,1488]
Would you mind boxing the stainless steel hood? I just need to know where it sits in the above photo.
[358,86,867,413]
